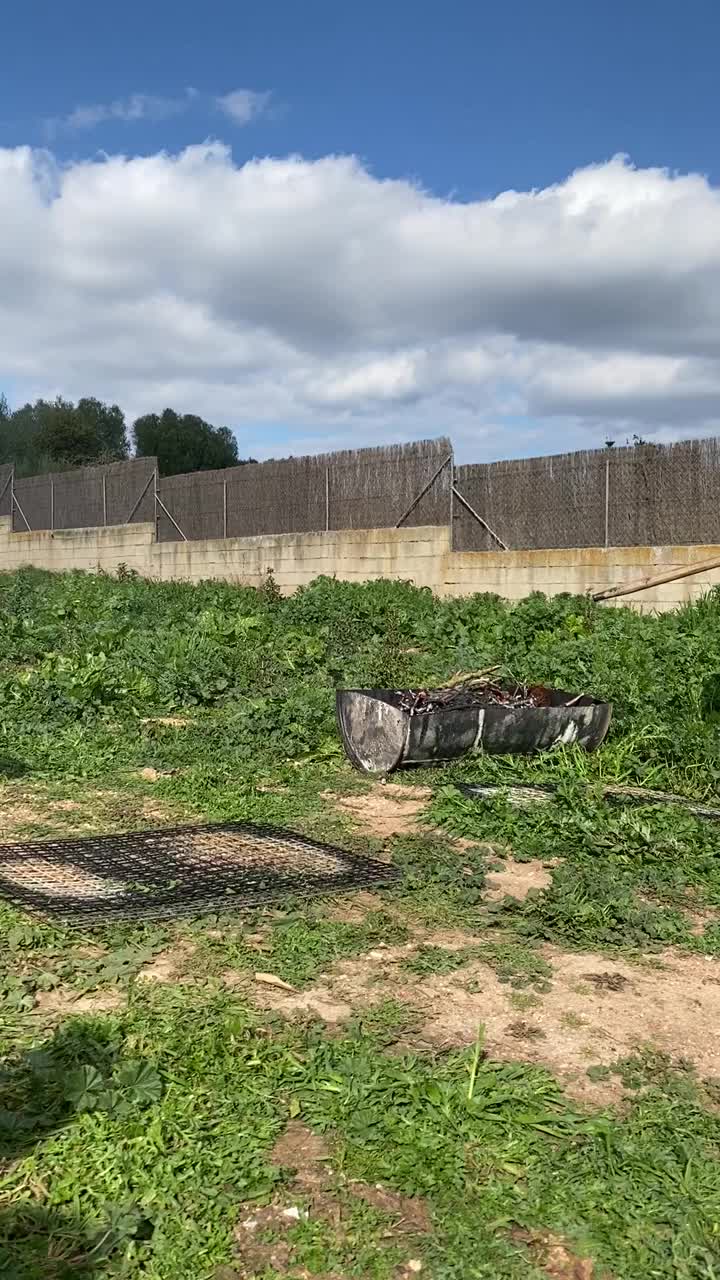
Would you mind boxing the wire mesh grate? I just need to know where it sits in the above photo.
[0,822,400,924]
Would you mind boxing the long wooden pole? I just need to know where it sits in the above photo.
[593,552,720,602]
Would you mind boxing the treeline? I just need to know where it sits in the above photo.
[0,395,254,477]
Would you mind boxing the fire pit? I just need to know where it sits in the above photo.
[336,681,611,774]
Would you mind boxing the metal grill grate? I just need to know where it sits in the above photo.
[0,823,399,924]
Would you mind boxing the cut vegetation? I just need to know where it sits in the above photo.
[1,568,720,1278]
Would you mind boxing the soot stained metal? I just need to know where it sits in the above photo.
[336,681,611,774]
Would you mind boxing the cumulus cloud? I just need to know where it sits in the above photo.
[215,89,272,125]
[1,144,720,459]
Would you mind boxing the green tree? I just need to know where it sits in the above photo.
[132,408,250,476]
[75,398,128,460]
[0,396,128,473]
[34,397,101,466]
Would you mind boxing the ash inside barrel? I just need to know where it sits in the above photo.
[394,683,552,715]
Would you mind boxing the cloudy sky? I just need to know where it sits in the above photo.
[2,0,720,462]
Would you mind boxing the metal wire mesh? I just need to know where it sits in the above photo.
[454,450,607,551]
[11,459,156,532]
[156,469,227,542]
[105,458,156,526]
[11,473,52,532]
[454,437,720,551]
[607,438,720,547]
[156,438,452,542]
[0,822,399,923]
[0,465,12,519]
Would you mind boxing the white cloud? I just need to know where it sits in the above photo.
[45,90,199,137]
[43,86,270,138]
[2,145,720,459]
[215,89,272,125]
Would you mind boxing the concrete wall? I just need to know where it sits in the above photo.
[0,518,444,592]
[445,543,720,611]
[2,516,719,611]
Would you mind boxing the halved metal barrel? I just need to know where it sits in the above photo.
[336,687,612,775]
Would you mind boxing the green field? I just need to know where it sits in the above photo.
[1,568,720,1279]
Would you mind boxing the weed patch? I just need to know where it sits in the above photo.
[3,571,720,1276]
[433,787,720,953]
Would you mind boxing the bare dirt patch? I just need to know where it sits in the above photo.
[0,785,179,842]
[511,1229,595,1279]
[415,947,720,1102]
[229,1121,430,1279]
[140,716,192,728]
[332,783,431,839]
[34,987,127,1017]
[251,936,720,1104]
[136,941,197,984]
[0,798,62,838]
[484,858,554,902]
[271,1120,333,1188]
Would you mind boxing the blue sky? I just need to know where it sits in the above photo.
[2,0,720,461]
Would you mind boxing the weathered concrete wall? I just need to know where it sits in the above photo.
[444,543,720,611]
[0,518,444,592]
[0,519,156,576]
[2,516,719,611]
[151,524,444,590]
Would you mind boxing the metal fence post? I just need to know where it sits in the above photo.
[604,457,610,550]
[223,477,228,539]
[50,477,54,532]
[325,467,330,532]
[0,466,13,520]
[395,454,453,528]
[11,467,31,532]
[153,468,159,543]
[102,474,107,526]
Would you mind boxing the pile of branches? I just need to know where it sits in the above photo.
[394,668,554,716]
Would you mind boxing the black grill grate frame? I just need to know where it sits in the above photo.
[0,822,400,924]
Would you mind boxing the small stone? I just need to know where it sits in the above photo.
[281,1206,305,1221]
[407,1262,423,1274]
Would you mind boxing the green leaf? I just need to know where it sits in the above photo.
[115,1061,163,1105]
[65,1064,105,1111]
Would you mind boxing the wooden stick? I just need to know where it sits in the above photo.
[440,666,500,689]
[592,552,720,602]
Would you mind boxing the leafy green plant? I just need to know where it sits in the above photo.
[3,570,720,1278]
